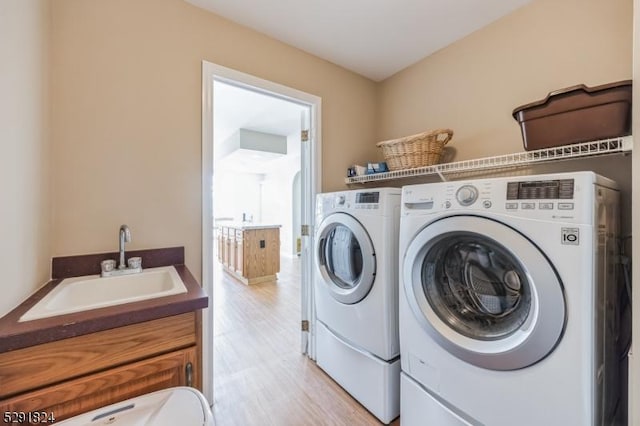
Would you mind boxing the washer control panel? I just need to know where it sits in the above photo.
[402,175,581,220]
[455,185,479,206]
[507,179,574,200]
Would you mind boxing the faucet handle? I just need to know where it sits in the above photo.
[127,257,142,269]
[101,259,116,273]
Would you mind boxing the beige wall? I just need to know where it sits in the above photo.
[50,0,378,281]
[0,0,52,317]
[378,0,633,161]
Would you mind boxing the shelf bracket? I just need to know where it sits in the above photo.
[436,168,447,182]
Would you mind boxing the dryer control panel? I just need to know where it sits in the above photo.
[353,191,383,212]
[355,192,380,204]
[317,188,401,217]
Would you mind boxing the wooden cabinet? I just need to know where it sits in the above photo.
[222,227,230,266]
[217,228,224,263]
[0,313,200,422]
[235,230,244,275]
[218,225,280,285]
[228,235,236,272]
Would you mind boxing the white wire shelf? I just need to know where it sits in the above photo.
[345,136,633,184]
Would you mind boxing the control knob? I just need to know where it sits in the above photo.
[336,195,346,205]
[456,185,479,206]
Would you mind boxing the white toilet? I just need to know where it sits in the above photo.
[57,387,214,425]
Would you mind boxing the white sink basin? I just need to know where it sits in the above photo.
[19,266,187,322]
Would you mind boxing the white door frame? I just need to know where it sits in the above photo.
[201,61,322,403]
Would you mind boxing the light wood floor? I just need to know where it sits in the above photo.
[211,256,400,425]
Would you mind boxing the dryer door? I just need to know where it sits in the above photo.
[403,215,566,370]
[316,212,376,304]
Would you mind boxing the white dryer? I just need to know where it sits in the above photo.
[398,172,622,425]
[314,188,401,424]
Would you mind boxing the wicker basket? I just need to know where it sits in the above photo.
[376,129,453,171]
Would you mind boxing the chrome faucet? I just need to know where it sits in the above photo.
[119,224,131,269]
[100,224,142,277]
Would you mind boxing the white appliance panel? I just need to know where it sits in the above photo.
[316,322,400,424]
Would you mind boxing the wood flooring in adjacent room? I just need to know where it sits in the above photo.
[211,256,400,426]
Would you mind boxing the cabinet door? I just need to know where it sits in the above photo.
[0,347,197,423]
[223,228,230,266]
[243,228,280,279]
[268,228,280,274]
[229,237,236,270]
[235,231,244,275]
[0,313,196,399]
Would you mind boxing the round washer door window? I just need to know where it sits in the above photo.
[316,213,376,304]
[403,215,566,370]
[423,235,532,340]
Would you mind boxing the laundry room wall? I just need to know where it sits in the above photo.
[50,0,378,283]
[376,0,634,231]
[0,0,52,317]
[377,0,632,159]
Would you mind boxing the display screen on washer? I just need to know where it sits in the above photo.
[322,225,363,289]
[356,192,379,204]
[506,179,574,200]
[421,232,532,340]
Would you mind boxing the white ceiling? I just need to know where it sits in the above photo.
[186,0,532,81]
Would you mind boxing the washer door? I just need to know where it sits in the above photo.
[316,213,376,304]
[403,215,566,370]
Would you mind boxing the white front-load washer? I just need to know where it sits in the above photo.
[398,172,623,425]
[314,188,401,424]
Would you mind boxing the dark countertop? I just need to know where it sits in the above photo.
[0,247,208,353]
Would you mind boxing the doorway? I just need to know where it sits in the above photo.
[201,62,322,403]
[212,80,305,260]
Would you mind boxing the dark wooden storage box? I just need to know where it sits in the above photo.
[512,80,632,150]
